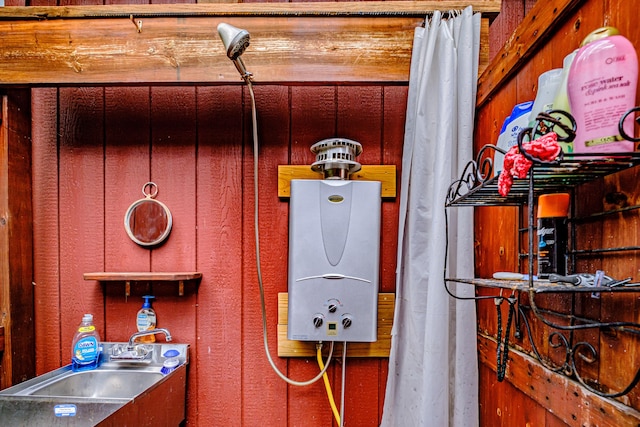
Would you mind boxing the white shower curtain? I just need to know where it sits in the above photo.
[381,7,481,427]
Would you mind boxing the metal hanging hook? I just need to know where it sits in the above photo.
[130,15,143,33]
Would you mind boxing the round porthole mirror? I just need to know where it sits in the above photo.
[124,182,173,248]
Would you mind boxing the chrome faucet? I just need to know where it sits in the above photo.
[128,328,172,348]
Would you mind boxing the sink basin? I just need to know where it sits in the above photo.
[0,342,189,426]
[25,369,163,399]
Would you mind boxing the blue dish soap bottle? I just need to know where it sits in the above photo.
[71,314,101,372]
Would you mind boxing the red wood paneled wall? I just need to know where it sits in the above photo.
[476,0,640,425]
[28,26,404,427]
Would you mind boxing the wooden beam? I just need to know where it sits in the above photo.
[277,292,394,358]
[0,2,499,86]
[478,333,640,426]
[476,0,586,108]
[0,2,502,19]
[0,90,34,388]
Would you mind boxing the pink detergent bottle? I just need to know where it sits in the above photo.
[567,27,638,155]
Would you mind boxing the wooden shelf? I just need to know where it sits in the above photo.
[84,272,202,296]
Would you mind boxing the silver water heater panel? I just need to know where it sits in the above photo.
[287,179,381,342]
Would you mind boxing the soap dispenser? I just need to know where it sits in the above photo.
[136,295,157,343]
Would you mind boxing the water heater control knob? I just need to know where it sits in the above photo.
[313,315,324,328]
[326,298,341,313]
[341,315,353,329]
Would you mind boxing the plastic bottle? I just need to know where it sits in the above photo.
[71,314,101,372]
[537,193,570,279]
[567,26,638,155]
[494,101,534,174]
[527,68,563,128]
[552,50,578,153]
[493,114,511,175]
[136,295,157,343]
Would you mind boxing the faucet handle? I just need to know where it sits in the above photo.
[110,343,152,361]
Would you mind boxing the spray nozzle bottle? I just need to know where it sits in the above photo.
[142,295,154,309]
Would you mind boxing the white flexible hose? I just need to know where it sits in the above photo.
[246,79,334,386]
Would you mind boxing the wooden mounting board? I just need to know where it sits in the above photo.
[277,292,395,358]
[278,165,396,198]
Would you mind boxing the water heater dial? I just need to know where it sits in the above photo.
[341,315,353,329]
[313,314,324,328]
[327,298,341,313]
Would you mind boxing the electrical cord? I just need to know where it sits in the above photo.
[246,79,335,386]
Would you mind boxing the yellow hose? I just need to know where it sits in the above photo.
[317,345,341,425]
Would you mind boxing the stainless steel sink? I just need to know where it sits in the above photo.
[0,342,189,426]
[26,369,163,399]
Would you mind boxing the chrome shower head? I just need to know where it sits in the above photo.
[217,22,253,82]
[217,22,250,60]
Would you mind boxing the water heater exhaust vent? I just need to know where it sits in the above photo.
[310,138,362,180]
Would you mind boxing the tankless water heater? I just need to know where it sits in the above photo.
[287,179,381,342]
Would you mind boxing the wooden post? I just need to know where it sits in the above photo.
[0,90,35,389]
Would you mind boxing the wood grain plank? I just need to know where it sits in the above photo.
[277,293,394,358]
[149,86,198,423]
[31,87,62,375]
[478,333,640,426]
[195,85,244,426]
[477,0,587,108]
[58,87,106,366]
[0,16,417,85]
[0,5,494,86]
[290,86,336,167]
[487,0,525,63]
[190,87,243,425]
[380,86,405,293]
[104,86,151,342]
[599,170,640,408]
[0,90,34,387]
[596,1,640,408]
[84,272,202,281]
[479,359,549,426]
[0,2,502,19]
[277,165,396,198]
[241,85,289,426]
